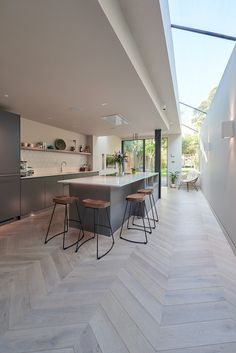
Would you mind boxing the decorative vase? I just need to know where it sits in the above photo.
[117,163,123,177]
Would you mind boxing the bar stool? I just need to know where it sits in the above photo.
[76,198,114,260]
[137,188,159,228]
[45,196,84,250]
[119,193,152,244]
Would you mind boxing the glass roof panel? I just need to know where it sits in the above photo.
[169,0,236,37]
[168,0,236,130]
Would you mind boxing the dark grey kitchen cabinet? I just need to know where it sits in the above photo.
[20,172,99,216]
[0,175,20,222]
[21,178,45,215]
[44,176,64,207]
[0,110,20,223]
[0,110,20,175]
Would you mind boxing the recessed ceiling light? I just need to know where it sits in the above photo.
[3,94,8,98]
[101,102,108,106]
[69,106,81,112]
[102,114,128,126]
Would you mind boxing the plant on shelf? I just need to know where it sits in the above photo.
[169,171,180,188]
[112,151,127,176]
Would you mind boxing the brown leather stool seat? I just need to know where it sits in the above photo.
[45,195,84,250]
[76,198,114,260]
[53,196,79,205]
[119,193,152,244]
[137,188,153,195]
[126,193,145,202]
[82,198,110,209]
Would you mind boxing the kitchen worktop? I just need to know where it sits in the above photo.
[21,170,99,179]
[59,172,158,188]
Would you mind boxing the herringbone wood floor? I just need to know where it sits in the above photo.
[1,188,236,352]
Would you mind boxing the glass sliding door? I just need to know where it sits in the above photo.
[122,140,144,173]
[122,137,168,186]
[144,139,155,172]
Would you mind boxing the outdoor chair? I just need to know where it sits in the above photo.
[178,169,200,191]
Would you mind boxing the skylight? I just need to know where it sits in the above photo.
[168,0,236,131]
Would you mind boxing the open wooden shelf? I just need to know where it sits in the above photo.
[21,146,91,156]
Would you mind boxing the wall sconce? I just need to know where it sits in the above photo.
[222,121,234,139]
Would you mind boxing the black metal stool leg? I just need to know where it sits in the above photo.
[96,209,99,260]
[127,201,132,230]
[63,202,84,250]
[97,207,115,260]
[144,201,152,234]
[63,204,68,250]
[120,200,149,244]
[141,202,148,244]
[149,194,156,229]
[119,201,128,239]
[151,193,159,222]
[75,201,84,243]
[76,207,95,252]
[106,207,115,244]
[45,202,57,244]
[130,199,152,234]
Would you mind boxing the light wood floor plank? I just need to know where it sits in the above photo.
[1,188,236,352]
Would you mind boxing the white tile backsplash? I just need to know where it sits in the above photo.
[21,150,88,174]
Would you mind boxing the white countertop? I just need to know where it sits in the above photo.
[59,172,158,188]
[21,170,98,179]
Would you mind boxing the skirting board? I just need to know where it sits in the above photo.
[202,191,236,256]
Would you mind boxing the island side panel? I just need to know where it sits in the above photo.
[67,174,158,236]
[69,184,111,235]
[110,179,146,233]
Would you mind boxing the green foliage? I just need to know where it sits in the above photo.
[182,135,199,155]
[112,151,127,164]
[192,86,217,130]
[169,171,180,184]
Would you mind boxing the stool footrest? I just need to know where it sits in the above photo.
[120,234,147,244]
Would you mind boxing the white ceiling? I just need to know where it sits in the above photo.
[0,0,181,137]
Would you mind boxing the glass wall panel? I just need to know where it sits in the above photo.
[145,139,155,172]
[169,0,236,37]
[123,138,168,186]
[123,140,144,173]
[168,0,235,135]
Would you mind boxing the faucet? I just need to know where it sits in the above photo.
[60,161,67,173]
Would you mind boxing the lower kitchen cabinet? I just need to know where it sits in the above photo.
[0,175,20,223]
[20,172,98,216]
[21,178,45,216]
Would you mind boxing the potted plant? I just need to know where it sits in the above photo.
[169,171,179,188]
[112,151,127,176]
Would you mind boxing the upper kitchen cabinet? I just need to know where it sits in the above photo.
[0,110,20,175]
[0,110,20,222]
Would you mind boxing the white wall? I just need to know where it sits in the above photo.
[21,118,87,147]
[21,118,89,174]
[200,44,236,249]
[168,133,182,173]
[92,135,121,172]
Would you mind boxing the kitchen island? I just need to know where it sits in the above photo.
[59,172,159,235]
